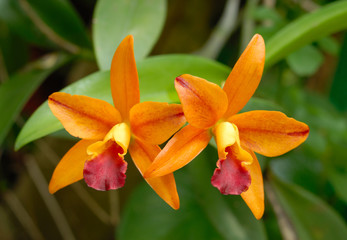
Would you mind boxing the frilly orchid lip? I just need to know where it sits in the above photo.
[47,35,185,210]
[145,34,309,219]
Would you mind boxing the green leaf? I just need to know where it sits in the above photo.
[269,175,347,240]
[0,20,29,75]
[265,1,347,68]
[286,45,324,77]
[0,0,52,47]
[15,54,230,149]
[328,170,347,204]
[317,36,340,56]
[93,0,167,70]
[22,0,91,51]
[270,152,323,195]
[0,53,70,146]
[118,145,266,240]
[330,32,347,111]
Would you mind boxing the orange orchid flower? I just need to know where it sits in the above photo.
[47,35,186,209]
[144,34,309,218]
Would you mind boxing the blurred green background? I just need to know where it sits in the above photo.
[1,0,347,239]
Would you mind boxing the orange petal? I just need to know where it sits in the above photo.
[222,34,265,118]
[49,139,96,194]
[130,102,186,145]
[144,124,211,178]
[129,139,180,210]
[175,74,228,129]
[48,92,121,140]
[241,149,264,219]
[110,35,140,121]
[228,111,309,157]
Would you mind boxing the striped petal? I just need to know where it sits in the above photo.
[130,102,186,145]
[48,92,121,140]
[110,35,140,121]
[175,74,228,129]
[241,149,264,219]
[129,139,180,210]
[228,111,309,157]
[49,139,96,194]
[222,34,265,118]
[144,124,211,178]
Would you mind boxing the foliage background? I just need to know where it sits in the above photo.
[0,0,347,239]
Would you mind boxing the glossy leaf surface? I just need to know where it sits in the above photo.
[93,0,166,69]
[0,54,69,146]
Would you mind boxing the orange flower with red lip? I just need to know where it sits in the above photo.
[144,34,309,218]
[47,35,186,209]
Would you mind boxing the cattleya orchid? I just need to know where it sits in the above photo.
[144,34,309,219]
[47,35,186,209]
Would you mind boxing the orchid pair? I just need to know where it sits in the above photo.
[48,35,309,219]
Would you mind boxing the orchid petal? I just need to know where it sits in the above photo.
[48,92,121,140]
[110,35,140,121]
[241,149,264,220]
[228,111,309,157]
[87,122,131,158]
[214,121,253,164]
[130,102,186,145]
[223,34,265,118]
[129,139,180,210]
[211,146,251,195]
[144,124,211,178]
[49,139,96,194]
[175,74,228,129]
[84,141,127,191]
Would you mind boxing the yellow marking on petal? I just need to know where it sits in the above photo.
[87,122,131,158]
[214,121,253,165]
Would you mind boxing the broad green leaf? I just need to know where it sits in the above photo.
[22,0,91,52]
[266,1,347,68]
[93,0,166,70]
[118,145,266,240]
[286,45,324,77]
[0,53,70,146]
[15,54,230,149]
[270,176,347,240]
